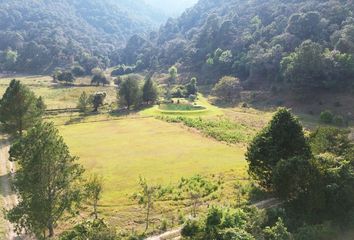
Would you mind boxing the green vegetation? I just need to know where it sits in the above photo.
[0,76,117,110]
[159,103,205,111]
[0,0,166,73]
[7,122,84,238]
[246,108,311,190]
[118,76,141,110]
[85,174,103,220]
[60,219,117,240]
[0,79,45,136]
[120,0,354,97]
[212,76,243,102]
[142,77,159,104]
[158,116,255,144]
[58,117,246,228]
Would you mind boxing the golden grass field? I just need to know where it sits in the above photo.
[0,75,117,109]
[58,117,248,229]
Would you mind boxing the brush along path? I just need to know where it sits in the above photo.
[145,198,282,240]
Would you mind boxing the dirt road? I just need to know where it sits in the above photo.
[0,140,26,240]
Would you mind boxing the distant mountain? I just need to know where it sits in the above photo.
[119,0,354,86]
[0,0,165,73]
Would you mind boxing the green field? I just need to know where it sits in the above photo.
[58,117,247,229]
[0,75,117,109]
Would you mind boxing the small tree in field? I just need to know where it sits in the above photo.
[85,174,103,219]
[134,177,159,232]
[246,108,311,190]
[168,66,178,84]
[142,77,158,104]
[77,91,90,113]
[212,76,242,102]
[0,79,45,136]
[7,122,84,238]
[92,92,106,112]
[91,73,110,86]
[57,71,75,84]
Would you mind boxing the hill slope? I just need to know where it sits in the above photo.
[0,0,165,73]
[119,0,354,86]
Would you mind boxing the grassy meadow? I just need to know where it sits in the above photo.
[58,117,248,229]
[0,75,117,109]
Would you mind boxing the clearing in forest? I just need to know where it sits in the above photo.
[58,117,247,228]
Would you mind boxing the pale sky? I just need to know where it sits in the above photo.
[144,0,199,16]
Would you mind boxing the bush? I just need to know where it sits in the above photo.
[333,115,344,126]
[181,219,200,238]
[111,66,125,76]
[294,223,337,240]
[212,76,243,102]
[160,219,168,231]
[319,110,334,124]
[71,65,85,77]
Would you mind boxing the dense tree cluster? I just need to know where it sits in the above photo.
[246,108,354,236]
[0,0,165,73]
[119,0,354,91]
[118,76,158,110]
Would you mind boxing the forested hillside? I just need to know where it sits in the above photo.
[0,0,165,73]
[119,0,354,90]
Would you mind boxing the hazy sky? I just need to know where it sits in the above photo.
[144,0,199,16]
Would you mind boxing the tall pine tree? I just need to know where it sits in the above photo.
[7,122,84,238]
[0,79,45,136]
[246,108,311,190]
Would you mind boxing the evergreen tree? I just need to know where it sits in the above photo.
[186,77,198,96]
[142,77,158,104]
[245,108,311,190]
[7,122,84,238]
[118,77,140,110]
[77,91,90,113]
[0,79,45,136]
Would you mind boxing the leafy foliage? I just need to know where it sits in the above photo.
[92,92,106,112]
[118,77,141,110]
[142,77,158,104]
[159,116,254,144]
[0,79,45,136]
[246,108,311,190]
[7,122,84,238]
[212,76,243,102]
[119,0,354,91]
[60,218,117,240]
[0,0,165,73]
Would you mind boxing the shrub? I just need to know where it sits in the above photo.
[319,110,333,124]
[294,223,337,240]
[181,219,200,238]
[212,76,243,102]
[333,115,344,126]
[71,65,85,77]
[160,219,168,231]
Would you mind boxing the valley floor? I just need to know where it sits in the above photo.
[58,116,247,231]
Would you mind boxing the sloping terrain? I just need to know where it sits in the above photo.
[0,0,165,73]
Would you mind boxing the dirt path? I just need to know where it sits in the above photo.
[0,140,29,240]
[145,198,282,240]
